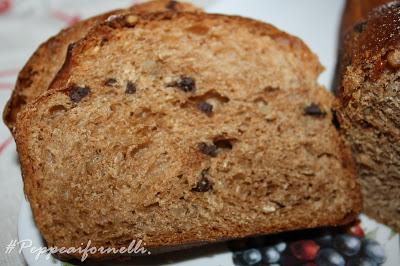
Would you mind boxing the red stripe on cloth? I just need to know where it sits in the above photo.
[0,68,18,77]
[0,82,13,89]
[0,136,12,156]
[52,10,81,26]
[0,0,11,14]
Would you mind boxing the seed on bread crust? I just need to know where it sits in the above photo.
[387,50,400,68]
[198,102,213,115]
[125,15,138,26]
[125,81,137,94]
[69,86,90,103]
[104,78,117,86]
[304,103,326,117]
[198,142,217,157]
[192,169,212,192]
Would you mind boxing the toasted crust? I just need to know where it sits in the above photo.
[339,1,400,102]
[336,1,400,231]
[3,0,200,133]
[16,12,361,260]
[333,0,393,93]
[49,12,324,93]
[340,0,392,37]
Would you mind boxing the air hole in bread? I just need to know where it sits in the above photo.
[304,103,326,117]
[213,138,234,150]
[184,90,230,113]
[48,105,67,115]
[254,97,269,115]
[186,24,209,35]
[331,109,340,129]
[146,202,161,208]
[100,37,109,47]
[104,78,117,86]
[129,142,150,158]
[110,102,123,112]
[189,90,230,103]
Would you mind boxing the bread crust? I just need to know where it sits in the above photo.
[16,11,362,260]
[2,0,200,133]
[340,0,392,37]
[336,1,400,231]
[339,1,400,101]
[333,0,394,93]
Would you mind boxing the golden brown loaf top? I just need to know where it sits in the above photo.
[340,0,392,36]
[3,0,200,133]
[338,1,400,103]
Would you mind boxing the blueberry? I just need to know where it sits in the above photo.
[316,248,345,266]
[275,241,287,253]
[362,239,386,264]
[333,234,361,256]
[347,257,378,266]
[261,246,280,264]
[315,232,333,247]
[233,249,262,266]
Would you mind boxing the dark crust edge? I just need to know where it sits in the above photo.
[2,9,124,133]
[335,1,399,229]
[51,210,360,262]
[336,0,400,103]
[14,11,361,261]
[3,0,201,133]
[48,11,322,93]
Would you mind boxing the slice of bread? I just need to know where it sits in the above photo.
[336,1,400,231]
[16,12,361,260]
[3,0,200,133]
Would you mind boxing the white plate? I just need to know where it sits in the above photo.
[17,0,400,265]
[18,198,399,266]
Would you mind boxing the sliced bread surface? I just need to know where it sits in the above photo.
[3,0,200,132]
[16,12,362,259]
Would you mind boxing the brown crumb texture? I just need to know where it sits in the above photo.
[336,1,400,231]
[2,0,201,133]
[15,12,361,260]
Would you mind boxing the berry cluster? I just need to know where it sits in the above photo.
[231,224,386,266]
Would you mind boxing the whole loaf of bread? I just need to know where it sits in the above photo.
[336,1,400,231]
